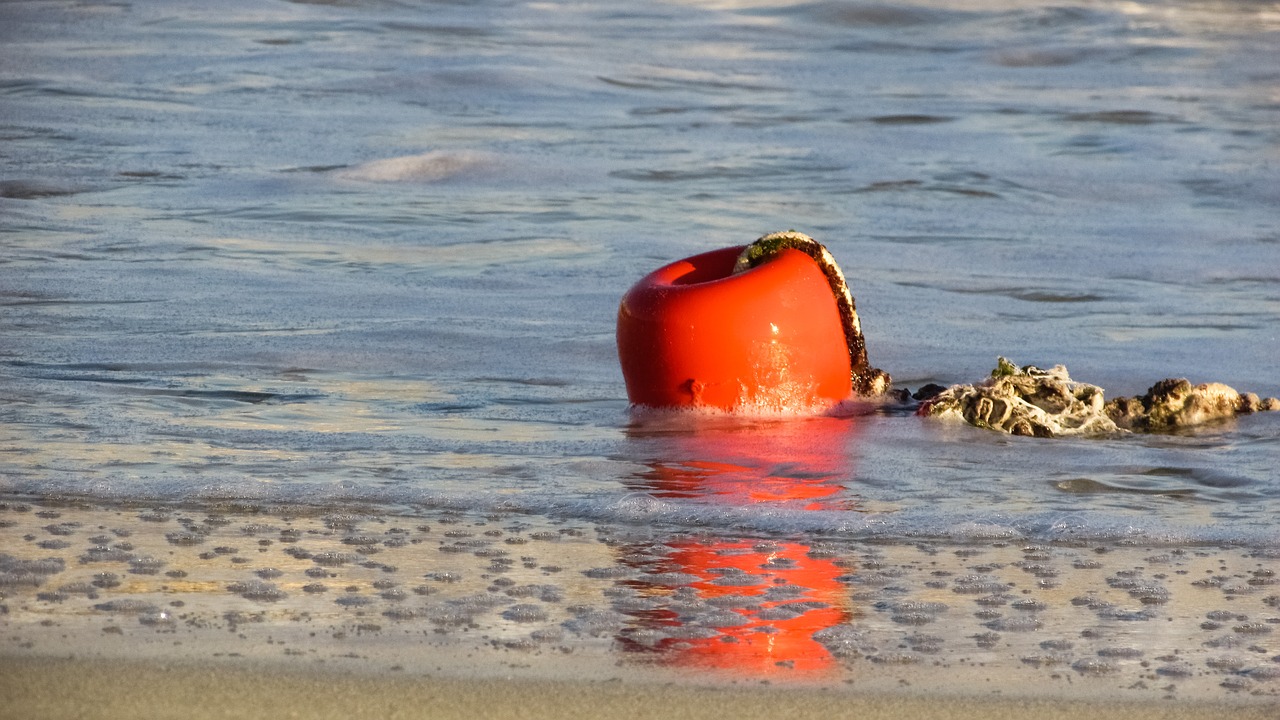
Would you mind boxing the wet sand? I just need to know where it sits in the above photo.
[5,657,1276,720]
[3,499,1278,716]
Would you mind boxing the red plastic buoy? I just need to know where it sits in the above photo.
[616,234,880,412]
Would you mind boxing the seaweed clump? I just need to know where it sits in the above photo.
[918,358,1279,437]
[1106,377,1280,432]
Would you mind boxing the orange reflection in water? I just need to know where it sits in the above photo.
[619,414,861,679]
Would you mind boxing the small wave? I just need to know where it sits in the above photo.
[800,2,972,28]
[1065,110,1182,125]
[7,477,1277,550]
[868,115,954,125]
[331,151,496,183]
[0,180,91,199]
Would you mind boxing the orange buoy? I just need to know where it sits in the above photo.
[617,232,887,411]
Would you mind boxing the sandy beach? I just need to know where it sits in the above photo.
[3,499,1278,718]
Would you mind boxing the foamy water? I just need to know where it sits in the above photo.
[3,0,1280,551]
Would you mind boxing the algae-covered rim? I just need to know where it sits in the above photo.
[733,230,890,396]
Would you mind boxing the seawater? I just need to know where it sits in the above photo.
[3,0,1279,548]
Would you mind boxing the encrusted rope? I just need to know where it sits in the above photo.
[733,231,890,396]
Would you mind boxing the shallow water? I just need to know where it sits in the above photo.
[3,0,1280,559]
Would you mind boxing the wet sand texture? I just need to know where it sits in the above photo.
[2,500,1279,715]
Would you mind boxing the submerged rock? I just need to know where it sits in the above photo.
[918,358,1278,437]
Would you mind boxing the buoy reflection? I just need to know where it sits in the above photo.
[617,414,861,678]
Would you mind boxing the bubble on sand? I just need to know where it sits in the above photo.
[58,582,98,596]
[227,580,287,602]
[757,605,805,621]
[454,593,511,612]
[530,627,564,643]
[381,607,422,621]
[643,572,700,587]
[255,568,284,579]
[139,610,174,627]
[1093,605,1156,622]
[952,575,1010,595]
[1220,677,1253,692]
[508,584,564,603]
[165,531,206,546]
[905,634,945,653]
[869,652,923,665]
[80,546,128,564]
[1206,655,1247,671]
[1015,563,1058,579]
[562,607,626,637]
[1072,658,1119,675]
[91,572,121,589]
[0,554,65,579]
[335,595,374,608]
[972,632,1001,648]
[425,571,464,583]
[697,610,752,628]
[427,609,475,627]
[1097,646,1143,658]
[322,514,368,531]
[710,573,767,588]
[502,604,550,623]
[985,616,1042,632]
[129,556,165,575]
[583,566,634,579]
[240,524,278,536]
[0,572,45,588]
[1021,654,1071,667]
[890,612,938,626]
[1156,663,1195,677]
[94,599,161,614]
[311,551,360,567]
[1202,634,1244,649]
[1246,666,1280,681]
[813,625,870,659]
